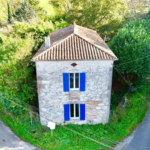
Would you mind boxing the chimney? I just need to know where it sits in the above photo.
[44,36,50,50]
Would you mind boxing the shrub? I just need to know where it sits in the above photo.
[110,19,150,90]
[0,35,35,102]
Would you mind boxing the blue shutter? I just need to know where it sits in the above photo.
[63,73,69,92]
[80,104,85,120]
[64,104,70,121]
[80,73,86,91]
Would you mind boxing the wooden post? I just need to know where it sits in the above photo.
[51,129,53,136]
[29,111,32,125]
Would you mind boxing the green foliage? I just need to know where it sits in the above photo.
[0,18,69,104]
[66,0,127,38]
[127,0,150,13]
[49,0,128,38]
[50,0,70,13]
[0,35,35,101]
[0,0,8,24]
[0,0,45,25]
[39,0,56,18]
[0,85,150,149]
[0,37,3,44]
[0,21,49,103]
[13,1,36,22]
[1,2,150,149]
[110,19,150,90]
[7,2,12,23]
[28,0,43,12]
[0,94,28,115]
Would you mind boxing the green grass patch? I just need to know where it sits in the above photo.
[0,86,150,150]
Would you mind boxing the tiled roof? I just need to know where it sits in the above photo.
[32,24,117,61]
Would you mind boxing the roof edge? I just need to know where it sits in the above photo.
[32,33,74,60]
[76,24,97,33]
[74,33,117,59]
[32,33,118,61]
[32,59,118,62]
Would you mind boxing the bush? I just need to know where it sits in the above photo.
[0,35,35,101]
[110,19,150,90]
[0,18,69,105]
[0,21,50,103]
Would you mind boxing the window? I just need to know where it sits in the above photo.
[64,104,86,121]
[63,73,86,92]
[70,104,80,119]
[71,63,77,67]
[69,73,79,90]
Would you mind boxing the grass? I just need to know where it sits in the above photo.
[0,85,150,150]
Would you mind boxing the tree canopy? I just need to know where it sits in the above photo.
[50,0,128,38]
[110,19,150,90]
[13,1,36,22]
[50,0,70,13]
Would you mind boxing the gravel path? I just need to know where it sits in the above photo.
[0,120,40,150]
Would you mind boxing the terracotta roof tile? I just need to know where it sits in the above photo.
[32,24,117,61]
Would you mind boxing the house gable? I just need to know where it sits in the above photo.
[32,34,116,61]
[32,24,117,61]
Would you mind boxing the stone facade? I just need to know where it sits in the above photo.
[36,60,114,125]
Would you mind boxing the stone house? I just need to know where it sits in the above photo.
[32,23,118,125]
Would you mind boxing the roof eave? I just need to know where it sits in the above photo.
[114,58,119,61]
[31,58,118,62]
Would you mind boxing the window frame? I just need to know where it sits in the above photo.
[69,73,80,91]
[70,103,80,119]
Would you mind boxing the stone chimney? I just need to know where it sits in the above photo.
[44,36,50,50]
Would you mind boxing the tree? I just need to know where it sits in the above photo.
[13,0,36,22]
[66,0,127,38]
[50,0,71,13]
[126,0,150,21]
[28,0,43,12]
[7,2,12,23]
[127,0,150,13]
[109,19,150,90]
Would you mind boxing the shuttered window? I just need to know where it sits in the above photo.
[80,104,85,120]
[63,73,86,92]
[63,73,69,92]
[69,73,79,90]
[80,73,86,91]
[64,104,70,121]
[70,104,80,119]
[64,103,86,121]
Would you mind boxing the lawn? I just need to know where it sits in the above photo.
[0,84,150,150]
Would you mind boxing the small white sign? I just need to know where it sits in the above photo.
[47,121,56,130]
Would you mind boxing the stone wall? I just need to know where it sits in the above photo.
[36,60,114,125]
